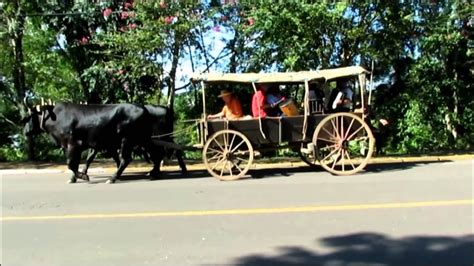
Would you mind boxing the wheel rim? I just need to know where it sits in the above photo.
[203,130,254,180]
[313,113,374,175]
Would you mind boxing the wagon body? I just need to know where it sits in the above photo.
[187,66,375,180]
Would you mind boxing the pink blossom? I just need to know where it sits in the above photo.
[128,23,137,30]
[160,1,166,9]
[120,11,129,20]
[119,26,128,32]
[103,8,113,18]
[212,26,221,32]
[164,16,174,24]
[124,2,132,10]
[248,17,254,26]
[79,36,88,45]
[117,69,125,75]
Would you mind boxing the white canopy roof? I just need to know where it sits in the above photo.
[190,66,368,83]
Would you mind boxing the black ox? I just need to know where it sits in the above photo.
[22,101,184,184]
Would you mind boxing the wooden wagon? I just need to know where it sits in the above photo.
[187,66,375,180]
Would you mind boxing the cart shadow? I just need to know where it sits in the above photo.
[87,160,453,184]
[364,159,451,173]
[249,160,452,179]
[231,232,474,266]
[249,166,324,179]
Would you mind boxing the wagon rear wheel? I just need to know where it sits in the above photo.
[203,130,254,181]
[313,113,374,175]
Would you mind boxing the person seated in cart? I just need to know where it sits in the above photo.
[207,89,243,120]
[265,85,287,116]
[251,84,282,118]
[252,84,298,117]
[328,78,353,113]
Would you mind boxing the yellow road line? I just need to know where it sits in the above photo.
[2,199,472,222]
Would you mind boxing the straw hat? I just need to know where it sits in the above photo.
[217,89,233,98]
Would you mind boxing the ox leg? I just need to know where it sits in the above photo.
[67,145,82,184]
[111,150,121,168]
[80,149,97,179]
[107,141,132,184]
[175,150,187,174]
[147,144,165,179]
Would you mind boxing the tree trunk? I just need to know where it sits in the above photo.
[8,6,34,160]
[167,40,181,113]
[228,30,239,73]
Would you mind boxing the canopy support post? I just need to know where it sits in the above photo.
[201,80,208,144]
[302,79,310,141]
[252,82,267,140]
[368,61,374,106]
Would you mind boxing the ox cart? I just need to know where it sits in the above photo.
[158,66,376,181]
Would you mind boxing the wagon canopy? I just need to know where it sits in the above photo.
[190,66,369,84]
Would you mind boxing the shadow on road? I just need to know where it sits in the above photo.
[85,159,453,184]
[364,160,451,173]
[231,232,474,266]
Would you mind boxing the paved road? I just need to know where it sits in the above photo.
[1,160,473,266]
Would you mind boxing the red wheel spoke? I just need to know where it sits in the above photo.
[331,118,341,140]
[330,149,341,170]
[346,125,365,141]
[340,116,344,140]
[319,143,338,151]
[344,118,355,139]
[345,150,356,170]
[321,147,340,162]
[317,137,337,144]
[322,126,337,140]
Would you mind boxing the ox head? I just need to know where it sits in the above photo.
[21,97,56,136]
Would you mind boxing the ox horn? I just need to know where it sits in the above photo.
[35,105,41,112]
[48,99,53,106]
[41,97,45,107]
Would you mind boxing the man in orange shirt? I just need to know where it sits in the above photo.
[208,89,243,120]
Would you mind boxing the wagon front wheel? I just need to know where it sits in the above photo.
[203,130,254,181]
[313,113,374,175]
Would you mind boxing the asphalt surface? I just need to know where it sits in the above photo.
[1,159,473,266]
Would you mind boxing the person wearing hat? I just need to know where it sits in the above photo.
[207,89,243,120]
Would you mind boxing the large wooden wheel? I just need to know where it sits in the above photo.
[313,113,374,175]
[203,129,254,181]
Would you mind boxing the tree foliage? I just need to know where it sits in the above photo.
[0,0,472,161]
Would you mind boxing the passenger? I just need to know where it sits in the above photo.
[266,85,286,116]
[207,89,243,120]
[251,85,278,118]
[329,78,353,112]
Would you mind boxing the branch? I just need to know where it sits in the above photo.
[0,113,18,127]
